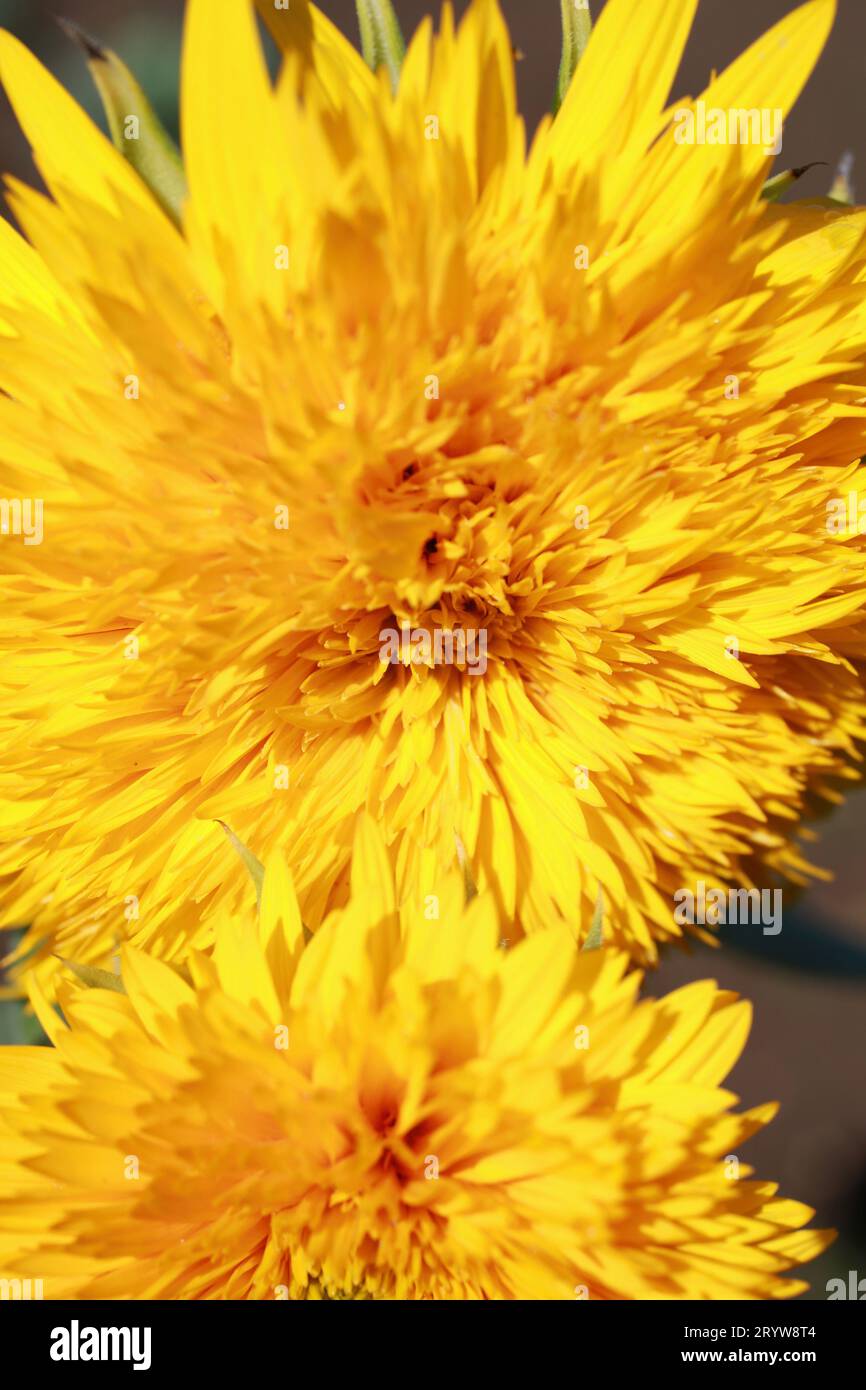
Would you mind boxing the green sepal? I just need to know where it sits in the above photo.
[454,832,478,905]
[355,0,406,92]
[56,957,126,993]
[582,889,604,951]
[217,821,265,909]
[554,0,592,114]
[761,162,826,203]
[57,17,187,225]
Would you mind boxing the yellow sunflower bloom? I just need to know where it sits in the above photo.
[1,0,866,977]
[0,826,832,1300]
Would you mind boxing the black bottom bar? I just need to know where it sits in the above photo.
[2,1295,861,1376]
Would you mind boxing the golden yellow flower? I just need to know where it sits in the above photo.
[1,0,866,977]
[0,826,832,1300]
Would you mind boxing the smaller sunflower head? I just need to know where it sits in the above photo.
[0,824,831,1300]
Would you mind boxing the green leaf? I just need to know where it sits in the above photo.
[57,957,126,993]
[554,0,592,114]
[355,0,406,93]
[57,17,187,225]
[582,889,604,951]
[217,821,265,908]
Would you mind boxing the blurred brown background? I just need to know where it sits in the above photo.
[0,0,864,1300]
